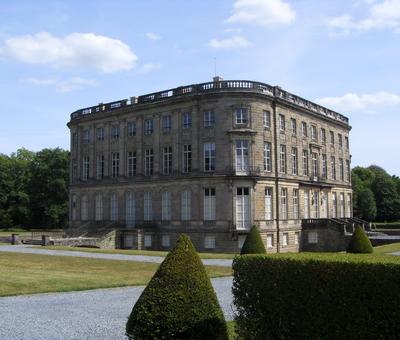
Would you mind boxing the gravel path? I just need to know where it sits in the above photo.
[0,245,233,267]
[0,277,234,340]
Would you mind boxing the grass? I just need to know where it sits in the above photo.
[39,245,236,259]
[227,321,237,339]
[0,252,232,297]
[373,242,400,254]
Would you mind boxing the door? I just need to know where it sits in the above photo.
[236,187,251,229]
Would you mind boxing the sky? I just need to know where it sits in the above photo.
[0,0,399,175]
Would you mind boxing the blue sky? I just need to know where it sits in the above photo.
[0,0,399,175]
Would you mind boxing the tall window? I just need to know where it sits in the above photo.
[203,111,215,127]
[345,136,349,149]
[346,160,351,182]
[301,122,307,137]
[204,143,216,172]
[127,122,136,136]
[321,192,328,218]
[293,189,299,219]
[265,187,273,220]
[338,134,343,148]
[330,131,335,145]
[263,110,271,128]
[312,191,319,218]
[183,112,192,128]
[144,192,152,221]
[302,150,309,176]
[162,115,172,133]
[311,125,317,142]
[320,128,326,144]
[304,190,310,218]
[95,194,103,221]
[339,158,344,181]
[340,193,345,218]
[322,154,327,179]
[71,195,77,221]
[347,193,352,218]
[281,188,288,219]
[181,190,191,221]
[110,193,118,222]
[183,144,192,173]
[236,140,249,172]
[96,155,104,180]
[279,114,285,132]
[112,152,119,178]
[162,191,172,221]
[291,118,297,135]
[144,119,154,135]
[83,129,90,143]
[81,195,88,221]
[127,151,136,177]
[332,192,337,218]
[144,149,154,176]
[312,152,319,177]
[82,156,90,181]
[163,147,172,175]
[235,108,248,125]
[97,127,104,141]
[263,142,272,172]
[111,125,119,139]
[291,147,298,175]
[331,156,336,180]
[126,192,135,227]
[279,145,287,173]
[204,188,216,221]
[236,187,251,229]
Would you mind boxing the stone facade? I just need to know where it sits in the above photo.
[67,78,353,253]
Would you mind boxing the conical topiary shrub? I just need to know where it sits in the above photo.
[240,225,266,255]
[346,225,373,253]
[126,234,229,340]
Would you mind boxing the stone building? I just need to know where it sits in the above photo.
[67,77,353,253]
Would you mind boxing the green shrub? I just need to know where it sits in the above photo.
[347,225,373,253]
[126,234,228,340]
[240,226,266,255]
[233,254,400,340]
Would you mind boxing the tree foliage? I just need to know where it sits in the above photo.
[240,225,266,255]
[346,225,373,254]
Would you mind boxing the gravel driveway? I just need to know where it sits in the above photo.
[0,277,234,340]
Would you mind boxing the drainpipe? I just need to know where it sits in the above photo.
[272,89,280,253]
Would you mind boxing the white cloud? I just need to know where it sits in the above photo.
[226,0,296,27]
[316,91,400,113]
[327,0,400,34]
[209,35,250,49]
[1,32,137,73]
[21,77,98,92]
[146,32,161,40]
[137,62,161,74]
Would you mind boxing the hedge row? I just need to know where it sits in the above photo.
[233,254,400,339]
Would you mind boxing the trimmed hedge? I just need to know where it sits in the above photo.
[126,234,228,340]
[347,225,373,253]
[240,225,266,255]
[233,254,400,339]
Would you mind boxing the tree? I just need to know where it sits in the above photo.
[346,225,373,253]
[357,188,377,221]
[371,172,400,222]
[240,226,266,255]
[126,234,229,340]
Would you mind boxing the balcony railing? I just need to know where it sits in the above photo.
[226,165,261,176]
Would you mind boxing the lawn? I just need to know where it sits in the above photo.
[0,252,232,297]
[39,245,236,259]
[373,242,400,254]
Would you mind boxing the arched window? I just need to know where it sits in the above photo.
[126,192,135,227]
[110,193,118,222]
[95,194,103,221]
[81,195,88,221]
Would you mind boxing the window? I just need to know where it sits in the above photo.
[281,188,288,219]
[236,140,250,172]
[339,158,344,181]
[181,190,191,221]
[183,144,192,173]
[291,118,297,135]
[302,150,309,176]
[283,233,289,246]
[144,235,152,247]
[311,125,317,142]
[279,114,285,132]
[126,192,135,227]
[320,128,326,144]
[263,110,271,128]
[95,194,103,221]
[235,108,248,125]
[112,152,120,178]
[82,156,90,181]
[293,189,299,219]
[72,132,78,148]
[144,149,154,176]
[308,231,318,244]
[83,129,90,143]
[279,145,287,173]
[144,119,154,135]
[204,143,216,172]
[312,191,319,218]
[203,111,215,127]
[204,236,216,249]
[291,147,298,175]
[345,136,349,149]
[347,193,352,218]
[111,125,119,139]
[264,142,272,172]
[72,161,78,179]
[81,195,88,221]
[144,192,152,221]
[346,160,351,182]
[71,195,77,221]
[330,131,335,145]
[96,155,104,180]
[162,235,170,247]
[97,127,104,141]
[322,154,327,179]
[266,234,274,248]
[110,193,118,222]
[183,112,192,128]
[127,122,136,136]
[127,151,136,177]
[236,187,251,229]
[265,187,273,220]
[332,192,337,218]
[162,115,172,133]
[331,156,336,180]
[312,152,319,177]
[304,189,310,218]
[338,134,343,148]
[340,192,345,218]
[204,188,216,221]
[294,232,299,245]
[162,191,172,221]
[301,122,307,137]
[163,147,172,175]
